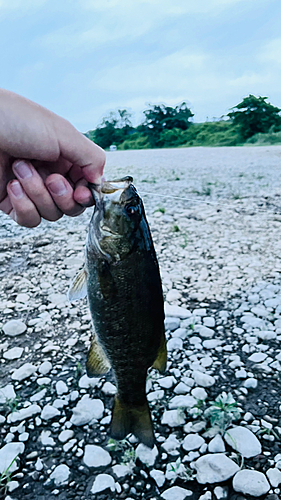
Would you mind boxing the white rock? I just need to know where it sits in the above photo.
[150,469,165,487]
[235,368,247,379]
[182,434,205,451]
[7,404,41,423]
[38,361,52,375]
[161,410,186,427]
[71,396,104,425]
[19,432,29,442]
[56,380,68,396]
[213,486,228,499]
[266,467,281,487]
[0,442,25,473]
[162,434,181,453]
[50,464,70,486]
[40,430,55,446]
[112,464,133,478]
[167,338,183,350]
[224,426,261,458]
[147,390,165,401]
[35,458,43,471]
[169,395,196,409]
[202,339,221,349]
[248,352,268,363]
[30,389,47,402]
[244,377,258,389]
[0,384,16,404]
[11,363,37,381]
[257,330,277,340]
[199,493,212,500]
[3,319,26,337]
[165,317,180,331]
[233,470,270,496]
[171,328,187,339]
[3,347,24,360]
[164,304,191,318]
[102,382,117,395]
[91,473,115,494]
[83,445,111,467]
[78,374,99,389]
[208,434,225,453]
[198,326,214,339]
[58,430,74,443]
[166,289,181,301]
[203,317,215,327]
[136,444,158,466]
[41,405,61,420]
[161,486,193,499]
[191,387,207,400]
[194,454,239,484]
[174,382,191,394]
[158,376,177,389]
[192,371,215,388]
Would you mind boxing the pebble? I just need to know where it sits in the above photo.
[224,426,261,458]
[164,304,191,318]
[162,434,181,453]
[233,469,270,496]
[192,370,215,387]
[266,468,281,487]
[167,337,183,350]
[83,445,111,467]
[248,352,268,363]
[11,363,37,381]
[208,435,226,453]
[169,395,196,409]
[58,430,74,443]
[164,317,180,331]
[38,361,52,375]
[198,326,214,339]
[7,404,41,423]
[161,486,193,499]
[3,347,24,360]
[56,380,68,396]
[194,454,239,484]
[150,469,165,487]
[49,464,70,486]
[102,382,117,395]
[182,434,205,451]
[78,374,99,389]
[136,444,158,466]
[0,442,25,473]
[3,319,26,337]
[213,486,228,499]
[174,382,191,394]
[71,396,104,425]
[0,384,16,404]
[112,464,133,478]
[158,376,177,389]
[41,405,61,420]
[243,377,258,389]
[91,473,115,493]
[161,410,186,427]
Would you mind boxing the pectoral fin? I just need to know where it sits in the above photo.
[152,332,167,374]
[86,333,111,377]
[68,269,88,301]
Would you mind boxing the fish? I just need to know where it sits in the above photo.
[69,176,166,448]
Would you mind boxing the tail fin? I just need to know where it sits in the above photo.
[110,396,154,448]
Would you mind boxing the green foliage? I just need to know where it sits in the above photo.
[203,392,242,434]
[119,133,150,150]
[142,102,194,147]
[246,129,281,145]
[166,457,195,484]
[228,94,281,140]
[89,109,134,149]
[0,455,18,495]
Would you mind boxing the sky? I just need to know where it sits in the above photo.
[0,0,280,132]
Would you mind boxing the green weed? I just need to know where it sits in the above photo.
[0,455,18,495]
[203,392,242,434]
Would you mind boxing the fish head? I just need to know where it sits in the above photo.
[88,176,143,260]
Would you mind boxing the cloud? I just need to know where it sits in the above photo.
[259,37,281,66]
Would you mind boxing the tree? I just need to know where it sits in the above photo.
[228,95,281,140]
[91,109,133,149]
[142,102,194,146]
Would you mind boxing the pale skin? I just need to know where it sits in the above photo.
[0,89,106,228]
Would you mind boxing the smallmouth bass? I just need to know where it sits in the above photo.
[69,176,166,448]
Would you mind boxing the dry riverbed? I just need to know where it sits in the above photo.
[1,146,281,500]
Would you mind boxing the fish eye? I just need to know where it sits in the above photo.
[126,205,136,215]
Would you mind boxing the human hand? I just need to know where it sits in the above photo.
[0,89,105,227]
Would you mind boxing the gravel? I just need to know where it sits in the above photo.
[2,146,281,499]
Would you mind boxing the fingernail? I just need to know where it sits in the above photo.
[14,160,32,179]
[10,181,24,198]
[48,180,67,196]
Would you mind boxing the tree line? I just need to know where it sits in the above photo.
[85,95,281,150]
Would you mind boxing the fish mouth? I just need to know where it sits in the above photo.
[101,176,133,195]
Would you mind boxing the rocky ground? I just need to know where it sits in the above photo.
[1,145,281,500]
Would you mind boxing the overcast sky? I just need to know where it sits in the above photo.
[0,0,280,131]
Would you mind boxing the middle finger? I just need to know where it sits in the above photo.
[12,160,63,221]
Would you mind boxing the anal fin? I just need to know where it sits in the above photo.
[152,331,167,374]
[86,332,111,377]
